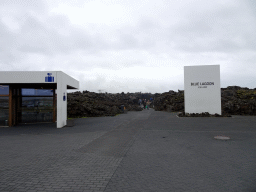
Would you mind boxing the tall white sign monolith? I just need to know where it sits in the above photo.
[184,65,221,115]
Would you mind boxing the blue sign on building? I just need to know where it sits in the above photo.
[45,73,54,82]
[63,93,66,101]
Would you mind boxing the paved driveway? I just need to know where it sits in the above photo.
[0,109,256,192]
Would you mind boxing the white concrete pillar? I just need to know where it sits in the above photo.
[57,72,67,128]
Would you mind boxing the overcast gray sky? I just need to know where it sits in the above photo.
[0,0,255,93]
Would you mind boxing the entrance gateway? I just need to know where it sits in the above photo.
[0,71,79,128]
[184,65,221,115]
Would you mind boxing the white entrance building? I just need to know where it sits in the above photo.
[0,71,79,128]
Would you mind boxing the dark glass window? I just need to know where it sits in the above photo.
[0,97,9,126]
[0,85,9,95]
[21,97,53,123]
[36,89,53,96]
[22,89,53,96]
[22,89,35,96]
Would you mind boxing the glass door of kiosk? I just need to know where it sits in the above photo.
[21,89,54,123]
[0,85,9,126]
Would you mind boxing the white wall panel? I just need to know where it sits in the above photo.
[184,65,221,115]
[0,71,57,83]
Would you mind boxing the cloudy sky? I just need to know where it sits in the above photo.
[0,0,255,93]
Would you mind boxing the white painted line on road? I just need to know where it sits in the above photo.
[143,130,256,133]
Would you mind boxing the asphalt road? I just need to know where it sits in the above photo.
[0,109,256,192]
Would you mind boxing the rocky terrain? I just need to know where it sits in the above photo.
[221,86,256,115]
[67,86,256,118]
[67,91,154,118]
[154,86,256,116]
[153,90,184,112]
